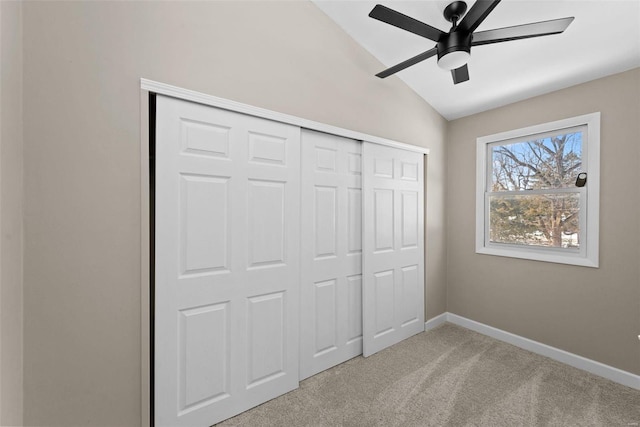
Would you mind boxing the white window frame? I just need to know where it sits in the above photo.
[475,112,600,267]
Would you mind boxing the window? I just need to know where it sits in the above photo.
[476,113,600,267]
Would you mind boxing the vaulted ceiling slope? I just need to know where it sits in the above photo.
[313,0,640,120]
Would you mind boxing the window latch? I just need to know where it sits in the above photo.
[575,172,587,187]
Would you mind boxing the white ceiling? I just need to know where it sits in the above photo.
[313,0,640,120]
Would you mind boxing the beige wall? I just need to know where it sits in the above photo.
[21,2,447,425]
[0,1,24,425]
[11,1,640,425]
[447,68,640,375]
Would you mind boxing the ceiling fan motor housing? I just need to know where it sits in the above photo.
[437,31,472,61]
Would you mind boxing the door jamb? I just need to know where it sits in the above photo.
[140,90,152,427]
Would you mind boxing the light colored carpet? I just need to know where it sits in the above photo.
[217,323,640,426]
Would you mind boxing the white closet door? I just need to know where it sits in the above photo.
[362,142,425,357]
[300,130,362,379]
[155,95,300,427]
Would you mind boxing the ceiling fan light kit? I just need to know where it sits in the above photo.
[369,0,574,84]
[437,31,472,70]
[437,50,470,70]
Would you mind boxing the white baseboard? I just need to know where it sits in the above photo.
[424,313,448,331]
[425,312,640,391]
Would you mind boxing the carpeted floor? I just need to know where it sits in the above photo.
[217,323,640,426]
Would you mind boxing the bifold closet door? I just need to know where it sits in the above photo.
[300,130,363,379]
[155,96,300,427]
[362,142,425,357]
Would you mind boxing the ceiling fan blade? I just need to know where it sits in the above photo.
[369,4,445,42]
[472,17,575,46]
[451,64,470,84]
[376,47,438,78]
[458,0,501,34]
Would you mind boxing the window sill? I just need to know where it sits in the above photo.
[475,245,599,268]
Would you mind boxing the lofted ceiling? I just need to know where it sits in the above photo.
[313,0,640,120]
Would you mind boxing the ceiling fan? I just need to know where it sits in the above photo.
[369,0,574,84]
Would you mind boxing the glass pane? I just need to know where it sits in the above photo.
[489,193,580,248]
[491,130,583,191]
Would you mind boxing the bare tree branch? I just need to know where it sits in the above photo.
[496,146,554,187]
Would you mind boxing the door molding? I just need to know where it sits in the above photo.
[140,79,429,155]
[140,90,152,427]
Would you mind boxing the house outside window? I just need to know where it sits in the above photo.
[475,113,600,267]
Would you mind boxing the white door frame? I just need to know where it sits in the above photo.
[139,79,429,427]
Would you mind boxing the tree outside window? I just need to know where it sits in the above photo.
[489,130,582,249]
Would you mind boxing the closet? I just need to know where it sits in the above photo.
[153,94,425,427]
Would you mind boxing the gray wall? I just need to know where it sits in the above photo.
[447,68,640,375]
[0,1,24,425]
[21,2,447,425]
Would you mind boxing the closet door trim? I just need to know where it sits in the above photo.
[141,79,429,155]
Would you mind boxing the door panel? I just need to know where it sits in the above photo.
[300,130,362,379]
[400,265,420,326]
[178,303,230,414]
[363,142,425,357]
[246,292,286,386]
[180,174,229,274]
[155,95,300,427]
[401,191,419,249]
[374,189,394,252]
[314,279,338,354]
[347,188,362,253]
[247,179,286,267]
[373,270,395,337]
[346,274,363,342]
[314,186,338,258]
